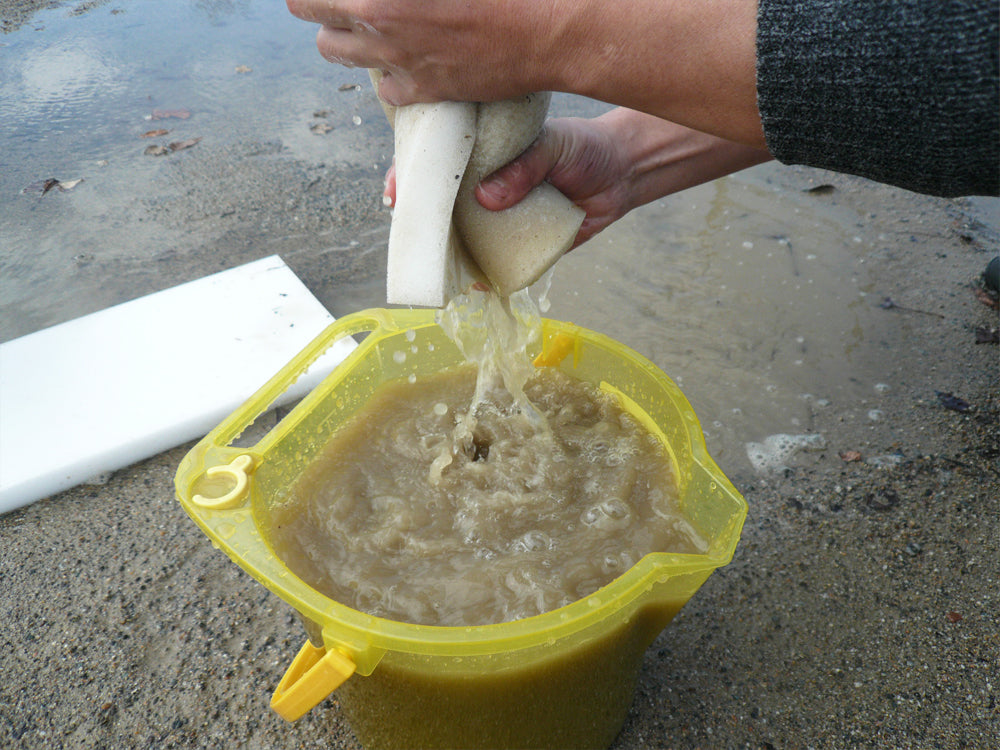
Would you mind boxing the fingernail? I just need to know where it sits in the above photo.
[478,175,509,203]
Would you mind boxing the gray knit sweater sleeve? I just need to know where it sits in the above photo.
[756,0,999,197]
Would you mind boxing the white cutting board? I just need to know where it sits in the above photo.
[0,255,356,514]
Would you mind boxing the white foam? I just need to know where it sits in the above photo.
[745,433,827,474]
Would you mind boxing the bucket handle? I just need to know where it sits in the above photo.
[270,641,356,721]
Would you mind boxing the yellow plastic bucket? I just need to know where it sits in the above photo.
[174,308,747,749]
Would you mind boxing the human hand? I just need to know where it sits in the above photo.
[381,115,630,251]
[384,108,773,250]
[287,0,766,148]
[285,0,561,106]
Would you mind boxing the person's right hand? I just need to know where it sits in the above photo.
[286,0,559,106]
[287,0,766,148]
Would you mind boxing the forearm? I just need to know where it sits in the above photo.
[595,108,772,214]
[545,0,764,147]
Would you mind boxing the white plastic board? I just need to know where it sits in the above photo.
[0,255,356,514]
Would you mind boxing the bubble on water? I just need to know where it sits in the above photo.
[745,433,827,474]
[867,409,884,421]
[600,554,622,575]
[408,373,417,384]
[404,329,416,342]
[393,350,406,364]
[433,402,448,416]
[512,530,551,553]
[875,383,891,393]
[352,115,362,126]
[599,499,630,521]
[866,453,904,468]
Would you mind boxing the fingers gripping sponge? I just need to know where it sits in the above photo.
[375,73,585,306]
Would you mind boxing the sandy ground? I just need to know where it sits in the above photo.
[3,177,997,750]
[2,2,999,749]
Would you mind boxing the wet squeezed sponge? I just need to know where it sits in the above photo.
[385,101,479,308]
[455,94,585,298]
[376,76,584,306]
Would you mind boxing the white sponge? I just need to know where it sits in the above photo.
[385,101,480,307]
[378,79,584,306]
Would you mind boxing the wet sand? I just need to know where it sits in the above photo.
[3,204,996,750]
[2,1,998,748]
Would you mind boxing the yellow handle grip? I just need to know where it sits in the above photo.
[270,641,356,721]
[533,331,577,368]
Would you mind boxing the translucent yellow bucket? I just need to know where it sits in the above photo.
[174,308,747,750]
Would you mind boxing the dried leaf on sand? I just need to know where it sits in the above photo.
[935,391,971,413]
[168,138,201,152]
[22,178,85,195]
[974,326,999,345]
[144,138,201,156]
[150,108,191,120]
[973,287,998,310]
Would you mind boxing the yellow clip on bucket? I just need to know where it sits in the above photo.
[175,308,747,750]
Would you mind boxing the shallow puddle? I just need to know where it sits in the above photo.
[2,0,994,482]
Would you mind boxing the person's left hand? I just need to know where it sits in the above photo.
[383,114,635,250]
[384,109,773,250]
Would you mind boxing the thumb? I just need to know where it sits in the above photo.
[475,129,559,211]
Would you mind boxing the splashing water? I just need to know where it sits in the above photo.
[428,285,550,482]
